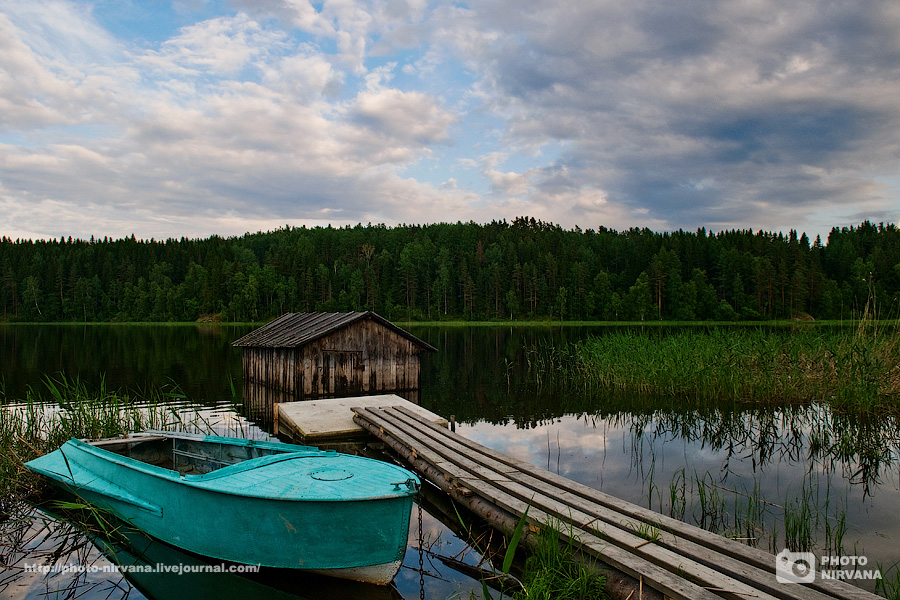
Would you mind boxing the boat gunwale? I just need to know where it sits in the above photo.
[57,437,420,502]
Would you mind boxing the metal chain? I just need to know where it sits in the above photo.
[418,501,425,600]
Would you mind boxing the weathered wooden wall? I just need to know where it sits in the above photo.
[241,318,423,398]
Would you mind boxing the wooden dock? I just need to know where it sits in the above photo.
[275,394,447,442]
[353,405,880,600]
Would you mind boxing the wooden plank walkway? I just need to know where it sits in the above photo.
[275,394,447,442]
[352,406,881,600]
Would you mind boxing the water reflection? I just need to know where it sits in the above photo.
[0,490,504,600]
[579,396,900,497]
[412,325,900,499]
[0,324,249,404]
[2,323,900,596]
[0,502,406,600]
[458,404,900,569]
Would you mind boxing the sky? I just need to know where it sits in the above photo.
[1,0,899,241]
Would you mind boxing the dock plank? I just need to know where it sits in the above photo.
[354,406,882,600]
[366,407,795,600]
[391,406,880,600]
[276,394,447,442]
[378,407,834,600]
[353,407,728,600]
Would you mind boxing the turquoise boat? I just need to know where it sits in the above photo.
[25,431,419,584]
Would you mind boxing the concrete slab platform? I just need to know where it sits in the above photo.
[276,394,448,442]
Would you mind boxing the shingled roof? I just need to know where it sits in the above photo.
[232,311,437,351]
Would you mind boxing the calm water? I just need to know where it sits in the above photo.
[2,324,899,599]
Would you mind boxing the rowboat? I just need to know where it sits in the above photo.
[25,430,420,585]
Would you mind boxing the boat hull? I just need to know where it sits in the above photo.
[26,434,418,584]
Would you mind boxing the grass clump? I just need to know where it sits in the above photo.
[463,515,608,600]
[876,563,900,600]
[0,374,197,505]
[526,322,900,412]
[516,523,608,600]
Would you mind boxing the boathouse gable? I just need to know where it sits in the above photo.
[233,312,435,397]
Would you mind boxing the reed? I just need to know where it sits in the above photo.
[876,563,900,600]
[783,489,814,552]
[526,322,900,411]
[0,374,213,505]
[462,515,608,600]
[517,521,608,600]
[663,470,850,559]
[693,471,727,534]
[735,479,765,547]
[668,467,686,520]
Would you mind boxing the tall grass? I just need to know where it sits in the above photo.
[526,322,900,412]
[517,522,608,600]
[783,488,814,552]
[877,564,900,600]
[457,506,608,600]
[659,469,849,558]
[0,374,209,505]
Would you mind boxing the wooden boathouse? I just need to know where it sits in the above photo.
[233,312,436,398]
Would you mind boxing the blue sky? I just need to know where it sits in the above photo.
[1,0,899,240]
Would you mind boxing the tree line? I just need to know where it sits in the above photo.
[1,217,898,323]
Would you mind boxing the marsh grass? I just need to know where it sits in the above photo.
[0,497,143,600]
[526,321,900,412]
[668,467,687,520]
[630,521,661,543]
[458,508,608,600]
[877,563,900,600]
[693,471,727,534]
[783,489,815,552]
[663,470,850,558]
[0,374,218,504]
[517,522,608,600]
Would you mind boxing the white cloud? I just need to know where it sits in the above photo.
[141,13,287,77]
[0,11,125,129]
[351,87,456,145]
[264,50,343,99]
[2,0,900,240]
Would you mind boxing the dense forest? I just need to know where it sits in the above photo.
[1,218,898,323]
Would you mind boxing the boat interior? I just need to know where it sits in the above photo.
[89,434,294,475]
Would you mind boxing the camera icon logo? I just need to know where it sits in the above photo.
[775,550,816,583]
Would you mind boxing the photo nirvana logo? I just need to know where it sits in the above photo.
[775,550,882,584]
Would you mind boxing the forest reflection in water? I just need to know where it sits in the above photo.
[2,323,900,597]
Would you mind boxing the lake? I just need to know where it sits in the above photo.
[2,324,899,599]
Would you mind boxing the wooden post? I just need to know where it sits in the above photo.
[273,402,279,435]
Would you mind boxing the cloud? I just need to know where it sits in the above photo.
[140,13,287,77]
[350,86,456,148]
[0,1,470,239]
[435,0,900,233]
[0,7,129,130]
[1,0,900,240]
